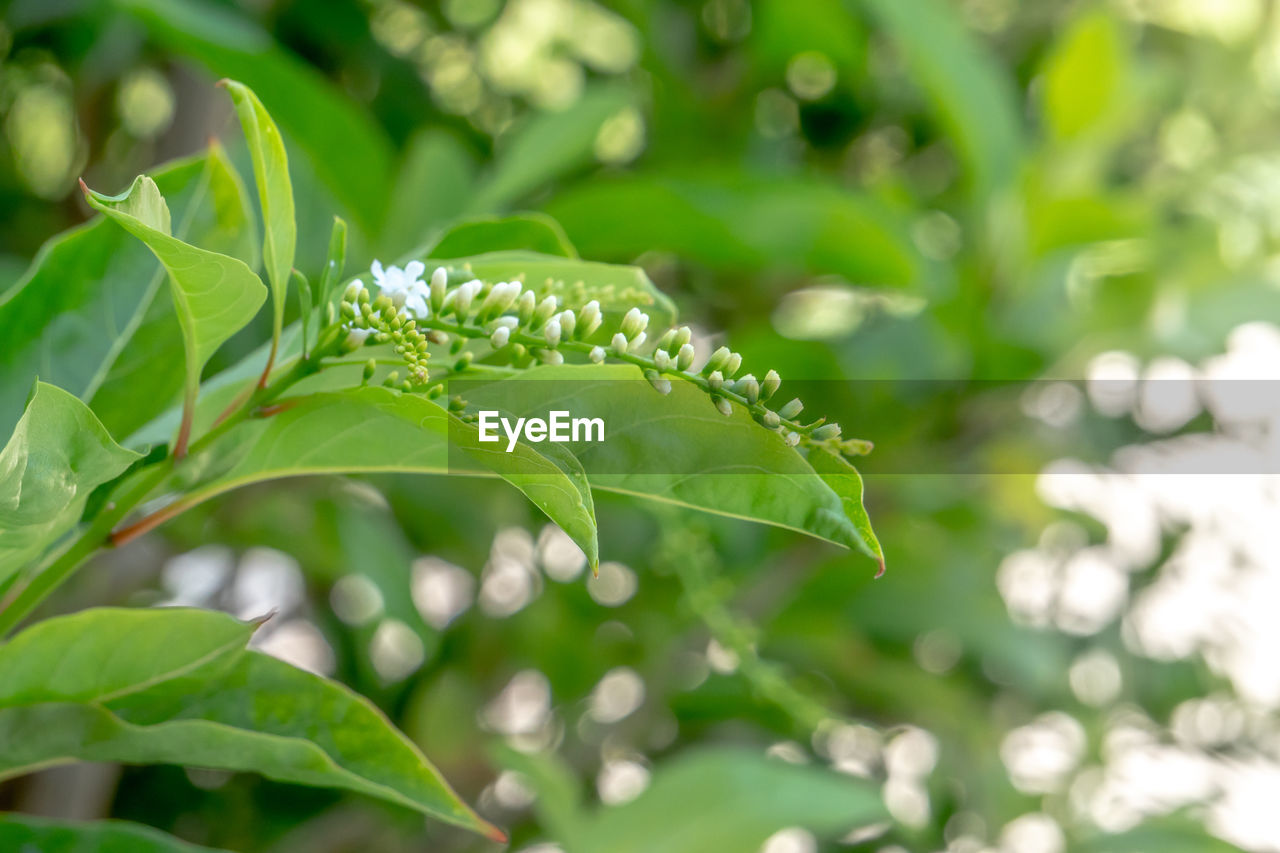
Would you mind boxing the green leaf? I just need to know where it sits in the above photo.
[112,0,395,235]
[469,83,633,213]
[381,129,477,259]
[0,147,257,438]
[425,251,677,330]
[0,383,141,585]
[460,365,873,554]
[1040,11,1128,140]
[574,747,886,853]
[0,607,503,840]
[860,0,1023,201]
[425,214,578,260]
[545,174,924,289]
[317,216,348,311]
[164,387,598,569]
[293,269,313,356]
[84,175,268,418]
[807,448,884,574]
[220,78,296,343]
[0,814,230,853]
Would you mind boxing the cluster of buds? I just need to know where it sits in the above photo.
[336,260,870,460]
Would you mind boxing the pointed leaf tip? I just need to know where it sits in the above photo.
[875,556,886,579]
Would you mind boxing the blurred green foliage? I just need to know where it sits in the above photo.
[2,0,1274,851]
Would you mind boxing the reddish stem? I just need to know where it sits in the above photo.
[110,499,192,548]
[257,337,279,389]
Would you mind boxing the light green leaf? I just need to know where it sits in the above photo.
[426,251,678,330]
[221,78,296,343]
[460,364,873,553]
[574,747,886,853]
[807,448,884,573]
[84,175,268,418]
[469,83,633,213]
[860,0,1023,201]
[165,387,598,568]
[1041,11,1128,140]
[0,814,230,853]
[545,174,924,289]
[0,607,502,840]
[113,0,395,235]
[425,214,578,260]
[0,383,141,585]
[317,216,348,311]
[0,147,257,438]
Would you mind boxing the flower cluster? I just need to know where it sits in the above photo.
[338,260,870,459]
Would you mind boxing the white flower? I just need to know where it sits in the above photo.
[371,259,430,317]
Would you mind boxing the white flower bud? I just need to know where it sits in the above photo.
[653,350,672,370]
[430,267,448,311]
[676,343,695,371]
[517,290,537,324]
[703,346,731,375]
[738,374,760,404]
[536,348,564,365]
[762,411,780,429]
[644,369,672,395]
[427,330,450,345]
[390,289,407,309]
[707,370,724,390]
[611,332,629,354]
[479,281,518,319]
[761,369,781,400]
[655,329,677,352]
[493,315,519,329]
[490,326,511,349]
[557,309,576,339]
[724,351,742,378]
[344,326,372,350]
[713,395,733,417]
[784,431,800,447]
[813,423,842,441]
[534,295,559,325]
[621,307,648,339]
[630,331,646,350]
[589,345,606,363]
[579,300,602,337]
[544,319,562,347]
[453,279,481,317]
[778,398,804,419]
[674,326,692,350]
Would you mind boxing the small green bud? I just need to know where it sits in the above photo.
[362,359,376,383]
[813,423,842,441]
[427,383,444,398]
[655,329,677,352]
[724,351,742,379]
[761,411,780,429]
[778,398,804,419]
[621,307,649,339]
[676,343,695,371]
[448,395,467,412]
[737,374,760,404]
[340,301,357,320]
[712,394,733,417]
[534,295,559,325]
[383,370,400,387]
[449,336,465,355]
[589,345,606,363]
[536,348,564,365]
[544,319,562,347]
[427,330,450,345]
[644,369,672,395]
[703,347,731,375]
[401,380,413,392]
[761,369,781,401]
[455,351,474,371]
[674,326,692,350]
[511,343,528,360]
[343,282,362,303]
[707,370,724,390]
[517,290,537,324]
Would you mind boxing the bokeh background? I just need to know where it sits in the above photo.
[3,0,1279,851]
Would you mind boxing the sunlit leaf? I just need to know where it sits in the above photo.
[0,384,141,585]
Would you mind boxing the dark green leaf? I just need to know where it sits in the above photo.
[0,814,230,853]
